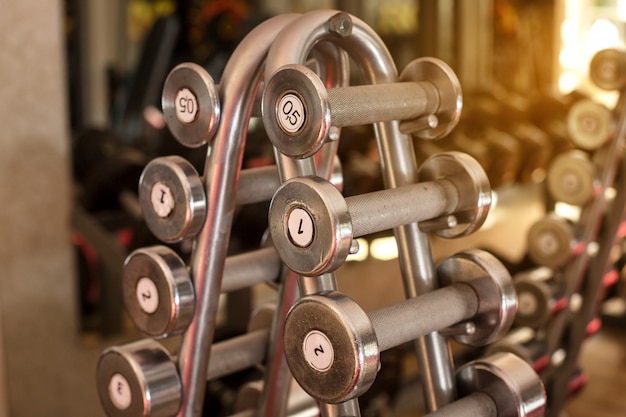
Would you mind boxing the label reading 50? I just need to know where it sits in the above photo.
[175,88,198,124]
[278,93,306,134]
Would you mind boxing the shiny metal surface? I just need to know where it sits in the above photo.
[589,48,626,91]
[546,150,597,206]
[399,57,462,140]
[139,156,206,243]
[269,176,352,278]
[566,99,612,151]
[97,339,181,417]
[437,249,516,346]
[263,57,461,159]
[457,352,547,417]
[176,14,301,417]
[162,62,220,148]
[418,151,491,238]
[122,246,195,338]
[283,291,379,404]
[527,214,577,270]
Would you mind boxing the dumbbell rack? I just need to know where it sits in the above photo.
[96,10,548,417]
[489,48,626,416]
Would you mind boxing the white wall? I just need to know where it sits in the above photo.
[0,1,105,415]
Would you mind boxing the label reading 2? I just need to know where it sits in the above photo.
[303,330,334,372]
[278,93,305,134]
[108,373,132,410]
[136,277,159,314]
[287,207,314,248]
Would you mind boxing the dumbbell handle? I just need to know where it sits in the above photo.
[346,178,458,237]
[326,82,438,127]
[427,392,496,417]
[222,247,281,293]
[370,283,478,351]
[207,329,269,380]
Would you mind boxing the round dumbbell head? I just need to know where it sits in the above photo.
[283,292,379,404]
[139,156,206,243]
[514,270,565,328]
[437,249,516,346]
[97,340,181,417]
[162,62,220,148]
[400,57,463,140]
[419,151,491,238]
[566,99,612,150]
[269,176,352,276]
[527,214,575,269]
[546,150,596,206]
[262,64,330,158]
[122,246,195,338]
[590,48,626,91]
[457,352,547,417]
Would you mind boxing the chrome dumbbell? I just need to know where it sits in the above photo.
[262,57,462,158]
[122,245,281,338]
[97,308,275,417]
[589,48,626,91]
[282,250,516,403]
[139,156,343,243]
[162,63,220,148]
[269,151,490,276]
[546,150,598,206]
[527,213,582,270]
[452,352,547,417]
[96,340,181,417]
[514,268,567,328]
[566,99,612,151]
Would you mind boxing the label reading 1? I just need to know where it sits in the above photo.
[303,330,334,372]
[136,277,159,314]
[108,373,132,410]
[277,93,306,134]
[175,88,198,124]
[150,181,175,218]
[287,207,314,248]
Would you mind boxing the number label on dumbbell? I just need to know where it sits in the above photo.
[537,230,559,256]
[518,291,538,316]
[303,330,334,372]
[136,277,159,314]
[577,112,599,135]
[287,207,314,248]
[150,181,175,218]
[560,170,581,195]
[108,373,132,410]
[175,88,199,124]
[277,93,306,134]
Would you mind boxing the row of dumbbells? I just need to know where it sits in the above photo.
[96,10,548,417]
[481,47,626,414]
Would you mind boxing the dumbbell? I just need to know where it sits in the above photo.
[97,307,275,416]
[589,48,626,91]
[282,249,516,403]
[139,156,343,243]
[262,57,462,158]
[566,99,612,151]
[161,62,220,148]
[546,150,598,206]
[514,268,567,328]
[269,151,490,276]
[122,245,281,338]
[452,352,547,417]
[527,213,582,270]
